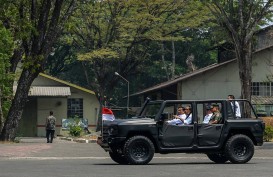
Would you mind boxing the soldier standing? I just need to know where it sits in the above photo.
[45,111,56,143]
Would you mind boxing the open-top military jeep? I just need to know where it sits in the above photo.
[97,98,265,165]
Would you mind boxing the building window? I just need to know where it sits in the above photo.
[251,82,272,96]
[67,98,83,118]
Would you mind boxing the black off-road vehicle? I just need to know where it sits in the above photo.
[97,98,265,165]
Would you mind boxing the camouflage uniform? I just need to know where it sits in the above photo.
[46,115,56,143]
[46,115,56,130]
[210,111,222,123]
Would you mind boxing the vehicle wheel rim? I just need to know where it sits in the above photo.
[131,142,148,159]
[233,143,247,157]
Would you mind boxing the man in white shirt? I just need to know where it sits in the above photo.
[228,95,241,118]
[167,106,187,125]
[203,106,213,123]
[183,106,192,125]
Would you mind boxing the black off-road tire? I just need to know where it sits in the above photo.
[123,136,155,165]
[225,134,254,164]
[207,152,229,164]
[109,151,128,165]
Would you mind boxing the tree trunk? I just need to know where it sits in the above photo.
[161,42,170,80]
[236,41,252,117]
[0,69,39,141]
[82,62,91,86]
[171,41,176,79]
[238,50,252,101]
[95,90,104,132]
[96,102,103,132]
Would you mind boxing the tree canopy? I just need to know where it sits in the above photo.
[60,0,212,102]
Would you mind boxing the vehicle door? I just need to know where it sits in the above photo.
[196,101,224,146]
[159,101,194,147]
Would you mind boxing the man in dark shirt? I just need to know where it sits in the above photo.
[45,111,56,143]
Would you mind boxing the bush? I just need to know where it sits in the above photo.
[69,124,82,137]
[68,118,83,137]
[264,125,273,142]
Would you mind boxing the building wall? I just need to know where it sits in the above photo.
[255,28,273,50]
[180,61,241,100]
[252,48,273,81]
[180,48,273,100]
[22,75,100,137]
[36,97,67,136]
[18,98,37,137]
[67,87,100,130]
[36,91,100,137]
[32,76,64,86]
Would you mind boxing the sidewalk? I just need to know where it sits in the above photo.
[0,136,102,158]
[13,132,99,144]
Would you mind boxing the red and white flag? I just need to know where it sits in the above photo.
[102,107,115,121]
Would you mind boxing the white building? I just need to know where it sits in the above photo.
[16,73,100,137]
[131,27,273,116]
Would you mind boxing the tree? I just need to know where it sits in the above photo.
[0,23,14,132]
[67,0,210,130]
[145,26,218,86]
[203,0,273,104]
[0,0,77,141]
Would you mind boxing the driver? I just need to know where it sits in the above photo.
[167,106,192,125]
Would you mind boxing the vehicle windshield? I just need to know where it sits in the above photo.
[139,102,162,119]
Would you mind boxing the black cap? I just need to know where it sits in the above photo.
[212,103,219,108]
[206,105,212,110]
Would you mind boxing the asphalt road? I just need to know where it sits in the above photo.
[0,138,273,177]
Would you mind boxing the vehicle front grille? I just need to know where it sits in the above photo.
[102,125,109,139]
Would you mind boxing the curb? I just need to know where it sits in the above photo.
[58,137,97,143]
[74,139,97,143]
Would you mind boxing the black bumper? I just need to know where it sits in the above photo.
[97,136,126,151]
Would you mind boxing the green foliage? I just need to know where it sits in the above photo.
[69,124,82,137]
[65,0,213,101]
[44,1,217,109]
[78,48,119,61]
[264,125,273,142]
[0,23,14,118]
[203,1,273,49]
[67,118,83,137]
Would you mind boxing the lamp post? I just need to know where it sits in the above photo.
[115,72,129,116]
